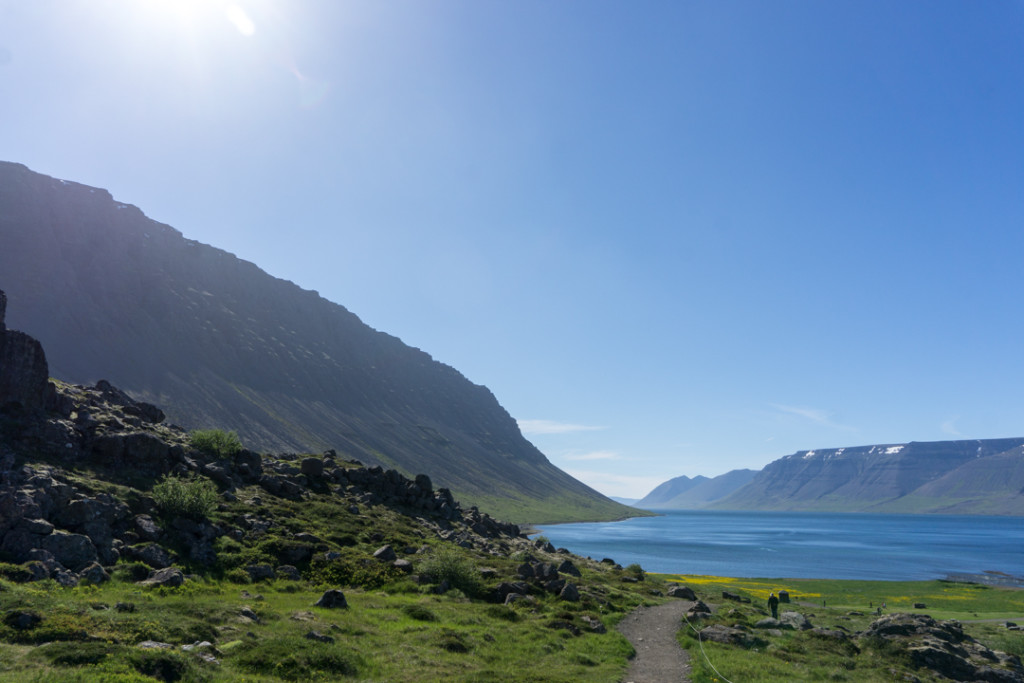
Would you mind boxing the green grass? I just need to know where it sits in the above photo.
[660,574,1024,683]
[0,576,647,682]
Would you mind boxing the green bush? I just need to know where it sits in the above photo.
[30,641,121,667]
[111,561,151,583]
[420,546,480,597]
[402,604,437,622]
[625,563,645,580]
[225,568,252,584]
[125,648,202,682]
[307,556,404,589]
[0,562,34,583]
[233,637,361,680]
[189,429,243,459]
[151,474,218,520]
[485,605,519,622]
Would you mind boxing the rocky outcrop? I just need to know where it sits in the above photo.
[0,290,52,412]
[861,613,1024,682]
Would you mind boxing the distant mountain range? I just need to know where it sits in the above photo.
[639,438,1024,515]
[0,161,635,524]
[635,469,757,509]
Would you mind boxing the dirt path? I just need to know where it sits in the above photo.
[617,600,692,683]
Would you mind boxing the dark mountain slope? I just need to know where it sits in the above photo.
[713,438,1024,514]
[0,161,633,523]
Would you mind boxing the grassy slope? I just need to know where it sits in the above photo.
[0,450,665,682]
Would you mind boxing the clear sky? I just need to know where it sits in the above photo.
[3,1,1024,498]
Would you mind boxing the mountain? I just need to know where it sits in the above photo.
[634,475,708,508]
[608,496,640,506]
[634,469,757,509]
[712,439,1024,515]
[0,161,636,523]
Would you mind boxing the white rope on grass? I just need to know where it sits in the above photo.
[681,609,736,683]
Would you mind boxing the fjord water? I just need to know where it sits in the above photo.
[537,510,1024,581]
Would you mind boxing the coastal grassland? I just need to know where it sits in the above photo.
[659,574,1024,683]
[0,574,646,682]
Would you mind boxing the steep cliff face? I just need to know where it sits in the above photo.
[713,438,1024,514]
[0,289,53,412]
[0,161,632,522]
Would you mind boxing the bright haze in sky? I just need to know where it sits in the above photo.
[3,1,1023,498]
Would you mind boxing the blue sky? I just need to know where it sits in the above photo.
[3,1,1023,497]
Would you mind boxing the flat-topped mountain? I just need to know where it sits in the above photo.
[0,161,633,523]
[712,438,1024,515]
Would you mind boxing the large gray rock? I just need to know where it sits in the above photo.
[373,545,397,562]
[667,584,697,600]
[140,567,184,587]
[314,589,348,609]
[300,457,324,478]
[780,611,813,630]
[40,531,98,572]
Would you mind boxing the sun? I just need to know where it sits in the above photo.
[139,0,256,37]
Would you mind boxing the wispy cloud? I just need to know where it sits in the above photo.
[770,404,857,432]
[517,419,606,435]
[941,417,962,436]
[563,450,619,461]
[563,469,666,499]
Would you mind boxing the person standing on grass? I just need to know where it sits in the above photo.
[768,592,779,619]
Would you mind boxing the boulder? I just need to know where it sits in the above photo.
[581,615,606,634]
[40,531,98,572]
[79,562,110,584]
[244,564,276,582]
[700,625,765,648]
[140,567,185,588]
[130,543,174,569]
[559,582,580,602]
[780,611,813,630]
[373,545,397,562]
[276,565,302,581]
[300,457,324,478]
[314,589,349,609]
[134,515,163,542]
[667,584,697,600]
[557,559,581,577]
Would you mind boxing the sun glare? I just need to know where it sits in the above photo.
[224,4,256,36]
[140,0,256,36]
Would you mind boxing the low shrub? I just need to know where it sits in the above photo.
[151,474,218,520]
[126,648,202,682]
[402,604,437,622]
[307,556,404,589]
[0,562,34,583]
[233,637,361,680]
[420,546,480,597]
[111,561,151,582]
[225,568,252,584]
[625,563,645,580]
[29,641,122,667]
[485,605,519,622]
[189,429,243,459]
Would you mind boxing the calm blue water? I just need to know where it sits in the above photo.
[536,510,1024,581]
